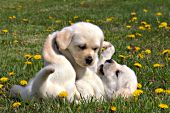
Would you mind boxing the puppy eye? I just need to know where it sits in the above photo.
[78,45,86,50]
[115,70,120,77]
[93,47,98,51]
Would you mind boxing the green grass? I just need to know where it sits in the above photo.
[0,0,170,112]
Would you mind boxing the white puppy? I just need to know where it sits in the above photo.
[98,59,137,100]
[10,33,79,102]
[44,22,115,100]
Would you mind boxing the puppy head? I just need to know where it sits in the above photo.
[99,59,135,81]
[57,22,104,67]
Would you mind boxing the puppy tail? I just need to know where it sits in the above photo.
[31,65,55,93]
[43,32,64,64]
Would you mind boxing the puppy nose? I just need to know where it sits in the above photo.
[106,59,114,63]
[85,56,93,64]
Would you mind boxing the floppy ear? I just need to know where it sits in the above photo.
[56,29,73,50]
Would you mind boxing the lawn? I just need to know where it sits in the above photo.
[0,0,170,112]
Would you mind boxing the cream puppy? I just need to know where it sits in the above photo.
[43,22,115,99]
[10,33,79,102]
[98,59,137,100]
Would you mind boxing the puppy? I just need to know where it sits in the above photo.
[10,33,79,102]
[43,22,115,100]
[98,59,137,100]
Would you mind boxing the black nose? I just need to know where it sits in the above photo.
[106,59,114,63]
[85,56,93,64]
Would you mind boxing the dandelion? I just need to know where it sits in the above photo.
[48,16,53,19]
[144,24,151,30]
[24,61,32,65]
[159,104,169,109]
[106,17,113,22]
[22,18,29,22]
[135,47,141,51]
[133,89,143,96]
[127,34,135,38]
[131,12,136,16]
[159,22,168,28]
[55,19,61,23]
[137,53,144,59]
[20,80,28,86]
[135,33,142,37]
[134,62,142,68]
[8,71,15,76]
[33,54,42,60]
[1,29,8,33]
[165,90,170,94]
[141,21,147,25]
[9,16,16,19]
[138,26,146,30]
[0,84,3,89]
[126,25,131,28]
[0,77,9,83]
[143,9,148,13]
[155,12,162,16]
[155,88,164,94]
[137,83,142,89]
[127,45,131,50]
[12,102,21,108]
[110,106,116,111]
[153,63,164,68]
[145,49,151,54]
[131,17,137,21]
[69,20,74,25]
[58,91,68,98]
[119,55,126,59]
[162,49,170,55]
[24,54,32,59]
[74,15,79,19]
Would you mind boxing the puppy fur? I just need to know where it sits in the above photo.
[98,59,137,100]
[10,33,79,102]
[44,22,115,100]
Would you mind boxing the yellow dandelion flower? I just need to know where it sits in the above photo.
[164,90,170,94]
[155,12,162,16]
[0,84,4,89]
[134,62,142,68]
[58,91,68,98]
[137,83,142,89]
[167,58,170,60]
[138,26,146,30]
[153,63,164,68]
[143,9,148,13]
[24,54,32,59]
[127,45,131,50]
[9,16,16,19]
[127,34,135,38]
[126,25,131,28]
[137,53,144,59]
[1,29,8,33]
[33,54,42,60]
[159,104,169,109]
[119,55,127,59]
[8,71,15,76]
[159,22,168,28]
[131,17,137,21]
[12,102,21,108]
[24,61,32,65]
[55,20,61,23]
[0,77,9,83]
[106,17,113,22]
[162,49,170,55]
[135,33,142,37]
[20,80,28,86]
[141,21,147,25]
[131,12,136,16]
[22,18,29,22]
[144,24,151,29]
[69,20,74,25]
[145,49,151,54]
[111,106,116,111]
[155,88,164,94]
[135,47,141,51]
[133,89,143,96]
[74,15,79,19]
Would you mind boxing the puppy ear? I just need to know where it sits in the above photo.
[56,28,73,50]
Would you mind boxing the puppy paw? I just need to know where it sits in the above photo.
[101,41,115,59]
